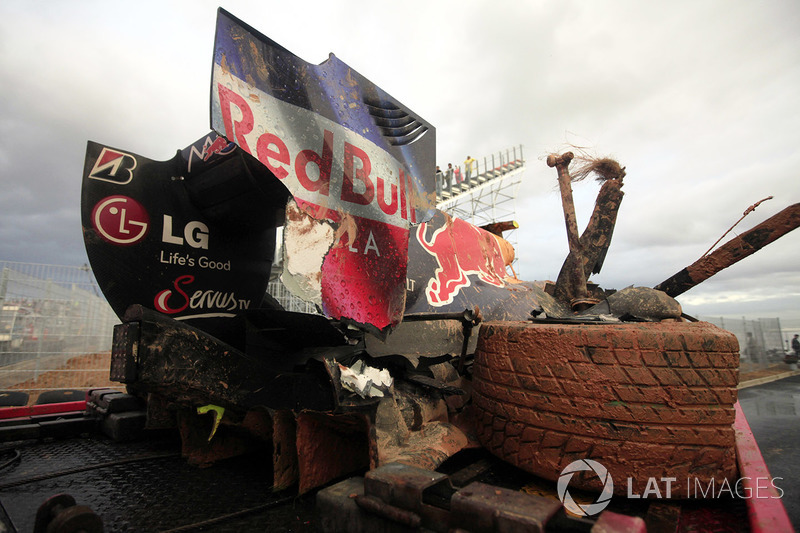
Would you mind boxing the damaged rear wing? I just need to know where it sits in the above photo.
[210,8,436,334]
[82,8,438,342]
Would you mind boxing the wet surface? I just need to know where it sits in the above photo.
[738,374,800,529]
[0,433,317,532]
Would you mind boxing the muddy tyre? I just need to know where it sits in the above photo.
[471,320,740,498]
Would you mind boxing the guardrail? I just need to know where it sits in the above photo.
[436,145,524,202]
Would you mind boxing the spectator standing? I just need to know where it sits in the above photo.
[464,155,477,182]
[445,164,454,188]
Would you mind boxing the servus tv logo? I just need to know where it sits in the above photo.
[154,275,251,318]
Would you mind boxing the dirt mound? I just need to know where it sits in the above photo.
[9,352,117,405]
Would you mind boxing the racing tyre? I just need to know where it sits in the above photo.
[471,320,740,498]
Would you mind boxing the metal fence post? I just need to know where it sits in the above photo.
[0,267,8,309]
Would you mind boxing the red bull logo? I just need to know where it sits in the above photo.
[416,216,506,306]
[203,136,234,161]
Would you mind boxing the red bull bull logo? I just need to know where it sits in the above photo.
[416,216,507,306]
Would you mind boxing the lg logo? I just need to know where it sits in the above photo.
[162,215,209,250]
[91,196,149,246]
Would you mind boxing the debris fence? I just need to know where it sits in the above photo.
[0,261,118,403]
[267,277,318,314]
[0,262,791,404]
[698,316,789,374]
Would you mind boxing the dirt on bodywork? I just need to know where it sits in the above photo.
[472,320,740,497]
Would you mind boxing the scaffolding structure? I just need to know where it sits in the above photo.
[436,146,526,273]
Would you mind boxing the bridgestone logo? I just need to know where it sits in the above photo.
[557,459,614,517]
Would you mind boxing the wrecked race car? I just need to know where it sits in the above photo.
[77,7,799,529]
[82,8,568,492]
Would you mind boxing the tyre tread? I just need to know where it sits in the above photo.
[472,321,739,497]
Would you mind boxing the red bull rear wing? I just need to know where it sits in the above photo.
[211,8,435,333]
[81,8,556,347]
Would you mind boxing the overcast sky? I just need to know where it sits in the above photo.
[1,1,798,334]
